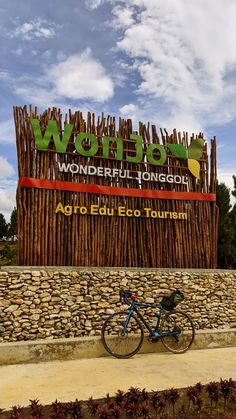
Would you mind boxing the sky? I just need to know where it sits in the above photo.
[0,0,236,220]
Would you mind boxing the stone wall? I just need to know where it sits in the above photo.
[0,268,235,342]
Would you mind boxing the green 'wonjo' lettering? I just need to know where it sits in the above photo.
[30,118,202,173]
[31,119,73,153]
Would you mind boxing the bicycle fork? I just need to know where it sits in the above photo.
[121,308,135,336]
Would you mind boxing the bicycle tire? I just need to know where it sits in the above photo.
[101,311,144,359]
[160,310,195,354]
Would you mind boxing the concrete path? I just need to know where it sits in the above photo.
[0,347,235,410]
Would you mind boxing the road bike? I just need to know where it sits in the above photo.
[101,289,195,358]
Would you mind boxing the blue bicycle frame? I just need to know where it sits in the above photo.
[123,297,179,339]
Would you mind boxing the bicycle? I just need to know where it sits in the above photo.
[101,289,195,358]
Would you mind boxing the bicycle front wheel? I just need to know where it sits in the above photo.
[160,310,195,353]
[101,311,144,358]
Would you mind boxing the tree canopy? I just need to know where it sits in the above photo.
[0,213,8,240]
[216,176,236,268]
[8,207,17,240]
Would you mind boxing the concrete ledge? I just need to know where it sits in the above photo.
[0,329,235,365]
[1,266,236,273]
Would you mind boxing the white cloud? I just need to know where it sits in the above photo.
[120,103,137,114]
[49,49,114,102]
[0,157,16,221]
[160,109,202,134]
[85,0,104,9]
[218,171,235,188]
[218,169,236,206]
[0,119,16,144]
[119,103,139,120]
[0,157,15,178]
[15,85,58,108]
[14,48,114,105]
[12,19,56,41]
[0,186,16,222]
[98,0,236,132]
[110,6,135,28]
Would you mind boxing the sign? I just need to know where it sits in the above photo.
[31,118,204,179]
[57,163,189,185]
[14,106,218,268]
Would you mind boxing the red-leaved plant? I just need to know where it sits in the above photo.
[29,399,44,419]
[9,406,23,419]
[206,381,221,408]
[50,400,66,419]
[124,400,139,419]
[220,378,235,412]
[114,390,126,407]
[96,404,111,419]
[150,391,166,418]
[87,396,99,418]
[66,399,83,419]
[163,388,180,418]
[139,402,152,419]
[109,404,122,418]
[186,382,204,416]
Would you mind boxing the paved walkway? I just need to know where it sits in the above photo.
[0,347,235,409]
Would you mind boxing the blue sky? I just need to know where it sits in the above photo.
[0,0,236,220]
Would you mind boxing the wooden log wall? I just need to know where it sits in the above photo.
[14,106,218,268]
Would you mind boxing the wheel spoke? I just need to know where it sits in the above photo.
[160,310,195,353]
[101,311,144,358]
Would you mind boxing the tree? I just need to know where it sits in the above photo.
[0,213,8,240]
[8,207,18,241]
[229,175,236,268]
[216,182,233,268]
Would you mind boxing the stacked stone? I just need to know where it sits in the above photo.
[0,269,235,342]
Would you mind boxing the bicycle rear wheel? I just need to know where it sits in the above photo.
[160,310,195,353]
[101,311,144,358]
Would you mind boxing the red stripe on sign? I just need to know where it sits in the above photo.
[18,177,216,202]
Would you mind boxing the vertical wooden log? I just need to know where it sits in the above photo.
[13,106,217,269]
